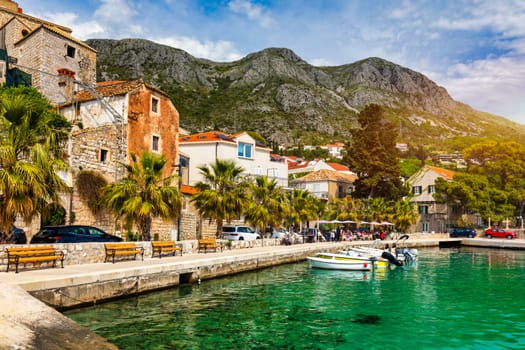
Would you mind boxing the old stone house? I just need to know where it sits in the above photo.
[0,0,96,103]
[408,165,456,233]
[59,80,182,239]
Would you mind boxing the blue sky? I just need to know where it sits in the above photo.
[20,0,525,124]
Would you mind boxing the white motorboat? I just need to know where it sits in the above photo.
[306,252,387,271]
[344,235,418,264]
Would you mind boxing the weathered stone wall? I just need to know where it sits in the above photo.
[127,85,180,178]
[11,25,96,104]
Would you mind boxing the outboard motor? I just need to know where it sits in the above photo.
[381,251,403,266]
[402,248,417,262]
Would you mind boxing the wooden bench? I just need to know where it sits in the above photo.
[198,237,223,253]
[151,240,182,258]
[6,246,65,273]
[104,243,144,263]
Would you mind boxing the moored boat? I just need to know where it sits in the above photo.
[307,252,387,271]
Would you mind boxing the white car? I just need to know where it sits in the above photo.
[222,225,261,241]
[271,228,288,239]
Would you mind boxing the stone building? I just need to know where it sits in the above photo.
[408,165,456,233]
[0,0,96,103]
[59,80,182,239]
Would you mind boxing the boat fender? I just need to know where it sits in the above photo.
[381,251,403,266]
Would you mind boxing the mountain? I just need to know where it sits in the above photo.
[86,38,525,150]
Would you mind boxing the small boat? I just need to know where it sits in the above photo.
[307,252,386,271]
[344,235,418,265]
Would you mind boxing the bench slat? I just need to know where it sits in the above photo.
[6,246,65,273]
[104,243,144,263]
[151,240,182,258]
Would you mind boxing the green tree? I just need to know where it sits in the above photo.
[391,197,418,233]
[103,151,181,241]
[325,196,363,222]
[344,104,407,200]
[290,188,324,231]
[245,176,288,235]
[0,86,70,234]
[191,159,247,237]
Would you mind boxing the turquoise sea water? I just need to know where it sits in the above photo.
[65,247,525,350]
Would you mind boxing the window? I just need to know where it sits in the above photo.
[99,149,109,163]
[66,45,76,58]
[418,205,428,214]
[412,186,422,195]
[238,142,252,158]
[152,135,160,152]
[421,222,429,233]
[151,96,159,113]
[428,185,435,194]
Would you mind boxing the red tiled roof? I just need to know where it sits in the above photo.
[291,169,357,183]
[181,184,199,195]
[427,165,455,180]
[288,162,309,170]
[327,162,349,171]
[179,131,235,144]
[63,80,168,105]
[179,131,270,150]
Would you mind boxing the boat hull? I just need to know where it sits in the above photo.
[306,252,388,271]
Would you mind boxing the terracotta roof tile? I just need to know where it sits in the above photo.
[427,165,456,180]
[179,131,270,149]
[64,80,168,105]
[291,169,357,183]
[327,162,349,171]
[179,131,235,144]
[181,184,199,195]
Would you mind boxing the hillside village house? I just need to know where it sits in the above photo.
[290,169,357,202]
[0,0,96,103]
[408,165,457,233]
[288,158,354,179]
[59,80,184,239]
[179,131,289,187]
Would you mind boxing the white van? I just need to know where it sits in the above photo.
[222,225,261,241]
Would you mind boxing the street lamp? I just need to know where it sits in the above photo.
[174,155,186,241]
[284,187,294,236]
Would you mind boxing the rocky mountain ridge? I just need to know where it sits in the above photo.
[86,38,525,150]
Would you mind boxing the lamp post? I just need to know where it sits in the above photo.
[174,155,184,241]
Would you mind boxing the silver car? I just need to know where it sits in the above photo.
[222,225,261,241]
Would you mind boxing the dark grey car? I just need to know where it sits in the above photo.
[449,228,476,238]
[30,225,123,243]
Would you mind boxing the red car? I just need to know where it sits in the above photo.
[485,228,517,239]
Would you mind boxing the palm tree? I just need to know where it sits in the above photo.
[191,159,247,237]
[325,196,363,222]
[245,176,288,236]
[290,188,324,232]
[0,86,70,235]
[392,197,419,233]
[103,151,181,241]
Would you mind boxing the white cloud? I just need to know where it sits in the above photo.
[434,55,525,123]
[42,12,104,39]
[93,0,143,36]
[155,36,244,62]
[228,0,276,28]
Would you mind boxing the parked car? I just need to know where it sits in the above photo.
[449,228,477,238]
[30,225,123,243]
[222,225,261,241]
[485,228,517,239]
[270,228,288,239]
[0,226,27,244]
